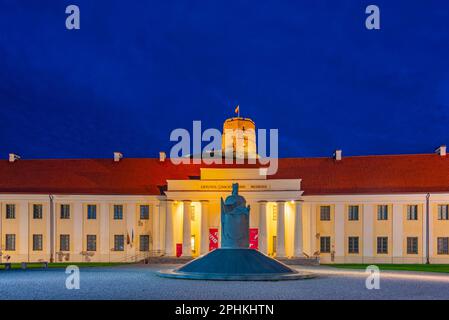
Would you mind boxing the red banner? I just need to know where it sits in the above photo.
[249,228,258,250]
[176,243,182,257]
[209,228,219,251]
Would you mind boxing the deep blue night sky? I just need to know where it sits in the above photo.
[0,0,448,159]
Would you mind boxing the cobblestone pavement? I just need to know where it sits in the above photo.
[1,264,449,300]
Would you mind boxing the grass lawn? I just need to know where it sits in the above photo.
[327,264,449,274]
[0,262,130,270]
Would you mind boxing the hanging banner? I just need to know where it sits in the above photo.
[176,243,182,257]
[209,228,219,251]
[249,228,258,250]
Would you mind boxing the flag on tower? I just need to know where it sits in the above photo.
[234,105,240,117]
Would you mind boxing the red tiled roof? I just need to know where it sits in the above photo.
[0,154,448,196]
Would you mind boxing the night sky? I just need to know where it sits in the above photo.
[0,0,448,159]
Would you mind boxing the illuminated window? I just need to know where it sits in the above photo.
[320,206,331,221]
[348,206,359,221]
[407,205,418,220]
[320,236,331,253]
[191,235,196,254]
[377,205,388,220]
[33,204,43,219]
[377,237,388,254]
[272,206,277,221]
[348,237,359,254]
[407,237,418,254]
[438,205,449,220]
[113,205,123,220]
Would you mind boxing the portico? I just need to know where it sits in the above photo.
[163,168,304,258]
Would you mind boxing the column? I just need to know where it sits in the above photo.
[126,203,136,258]
[276,201,286,257]
[334,203,345,260]
[258,201,268,254]
[392,203,403,261]
[19,201,29,262]
[293,201,304,257]
[200,201,209,255]
[100,202,110,262]
[153,202,160,251]
[363,204,374,260]
[73,202,83,262]
[165,200,174,256]
[158,200,167,253]
[182,200,192,257]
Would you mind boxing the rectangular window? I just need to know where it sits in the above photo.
[438,205,449,220]
[60,234,70,251]
[60,204,70,219]
[114,235,124,251]
[272,206,277,221]
[320,206,331,221]
[191,235,196,254]
[33,234,43,251]
[140,205,150,220]
[87,205,97,220]
[113,205,123,220]
[437,237,449,255]
[140,235,150,252]
[6,204,15,219]
[272,236,277,254]
[407,237,418,254]
[407,205,418,220]
[348,237,359,254]
[5,234,16,251]
[320,236,331,253]
[87,235,97,251]
[377,237,388,254]
[377,205,388,220]
[348,205,359,221]
[33,204,43,219]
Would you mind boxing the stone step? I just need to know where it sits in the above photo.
[277,257,320,266]
[141,256,194,264]
[140,255,319,266]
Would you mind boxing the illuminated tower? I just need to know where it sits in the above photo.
[222,117,257,159]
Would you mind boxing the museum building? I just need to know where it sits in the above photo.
[1,116,449,264]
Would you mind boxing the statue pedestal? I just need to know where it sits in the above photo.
[157,248,315,281]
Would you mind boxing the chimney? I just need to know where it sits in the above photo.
[159,151,166,162]
[8,153,20,163]
[113,152,123,162]
[333,149,342,161]
[435,145,447,157]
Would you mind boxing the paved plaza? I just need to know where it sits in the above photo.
[1,264,449,300]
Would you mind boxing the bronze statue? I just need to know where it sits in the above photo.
[220,183,250,248]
